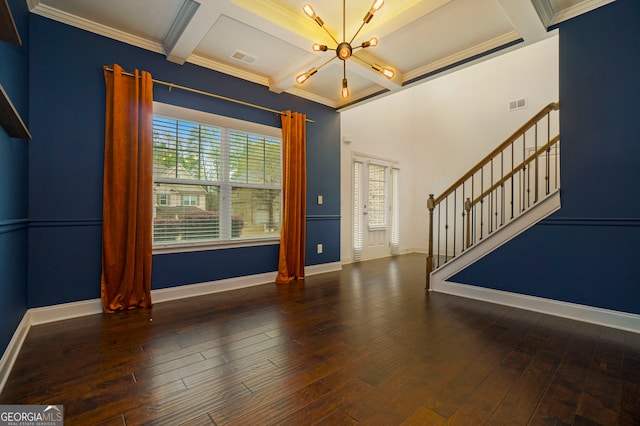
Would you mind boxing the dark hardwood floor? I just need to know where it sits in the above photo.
[2,253,639,425]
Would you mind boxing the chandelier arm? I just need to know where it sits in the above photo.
[320,26,340,46]
[352,54,395,79]
[351,53,373,68]
[343,0,346,42]
[316,56,338,73]
[348,21,367,45]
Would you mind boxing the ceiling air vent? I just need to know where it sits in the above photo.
[509,98,527,111]
[230,50,257,65]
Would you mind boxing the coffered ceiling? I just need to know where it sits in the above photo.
[28,0,614,109]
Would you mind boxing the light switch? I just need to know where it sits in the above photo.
[317,195,323,205]
[317,243,323,254]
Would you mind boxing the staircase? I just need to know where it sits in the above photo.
[426,102,560,290]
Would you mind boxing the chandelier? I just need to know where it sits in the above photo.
[296,0,395,99]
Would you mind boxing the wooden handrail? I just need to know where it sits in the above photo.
[426,101,559,290]
[434,102,559,205]
[471,135,560,206]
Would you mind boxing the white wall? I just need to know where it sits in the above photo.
[340,35,559,262]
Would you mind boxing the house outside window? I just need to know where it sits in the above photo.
[182,194,198,206]
[152,103,282,249]
[157,193,168,205]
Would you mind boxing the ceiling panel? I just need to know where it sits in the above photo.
[194,14,310,78]
[38,0,185,41]
[29,0,611,108]
[376,0,517,73]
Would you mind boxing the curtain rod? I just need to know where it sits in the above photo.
[104,67,314,123]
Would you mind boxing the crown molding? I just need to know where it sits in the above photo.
[530,0,556,27]
[403,30,521,83]
[27,0,164,54]
[531,0,616,27]
[187,53,270,87]
[552,0,616,25]
[284,86,337,108]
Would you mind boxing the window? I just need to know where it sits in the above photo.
[368,164,386,228]
[182,194,198,206]
[390,167,399,255]
[353,161,363,261]
[352,156,400,261]
[152,103,282,248]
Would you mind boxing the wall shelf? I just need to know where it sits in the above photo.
[0,84,31,139]
[0,0,30,139]
[0,0,21,45]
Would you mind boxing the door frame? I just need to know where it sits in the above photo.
[352,152,400,262]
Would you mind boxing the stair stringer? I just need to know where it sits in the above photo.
[430,189,561,292]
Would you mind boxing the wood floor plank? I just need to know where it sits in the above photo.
[1,254,637,425]
[444,405,492,425]
[218,380,331,425]
[400,407,446,426]
[276,378,372,425]
[528,333,596,426]
[575,334,625,425]
[178,413,215,426]
[313,409,359,425]
[486,348,563,424]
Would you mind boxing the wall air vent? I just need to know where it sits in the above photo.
[230,50,257,65]
[509,98,527,111]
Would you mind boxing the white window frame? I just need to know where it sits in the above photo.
[152,102,282,254]
[366,163,388,231]
[352,153,400,261]
[182,194,198,206]
[157,193,168,205]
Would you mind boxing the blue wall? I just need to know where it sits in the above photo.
[452,0,640,315]
[0,0,29,357]
[27,15,340,307]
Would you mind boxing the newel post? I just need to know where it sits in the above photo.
[426,194,435,290]
[465,197,472,249]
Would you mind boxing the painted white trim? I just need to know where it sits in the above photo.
[431,190,561,291]
[0,312,31,394]
[531,0,616,27]
[152,272,275,303]
[404,31,522,83]
[28,1,164,55]
[550,0,616,26]
[306,261,342,276]
[27,264,343,323]
[187,54,271,87]
[0,261,343,393]
[434,280,640,334]
[29,299,103,326]
[284,87,337,109]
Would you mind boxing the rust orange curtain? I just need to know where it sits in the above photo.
[276,111,307,284]
[101,64,153,313]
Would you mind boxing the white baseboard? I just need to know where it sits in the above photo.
[434,280,640,333]
[306,261,342,276]
[29,299,103,326]
[0,312,31,394]
[152,271,277,304]
[431,190,561,289]
[27,262,344,323]
[0,262,344,394]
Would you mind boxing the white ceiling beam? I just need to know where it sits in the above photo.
[351,51,402,91]
[163,0,223,65]
[495,0,548,43]
[269,54,334,94]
